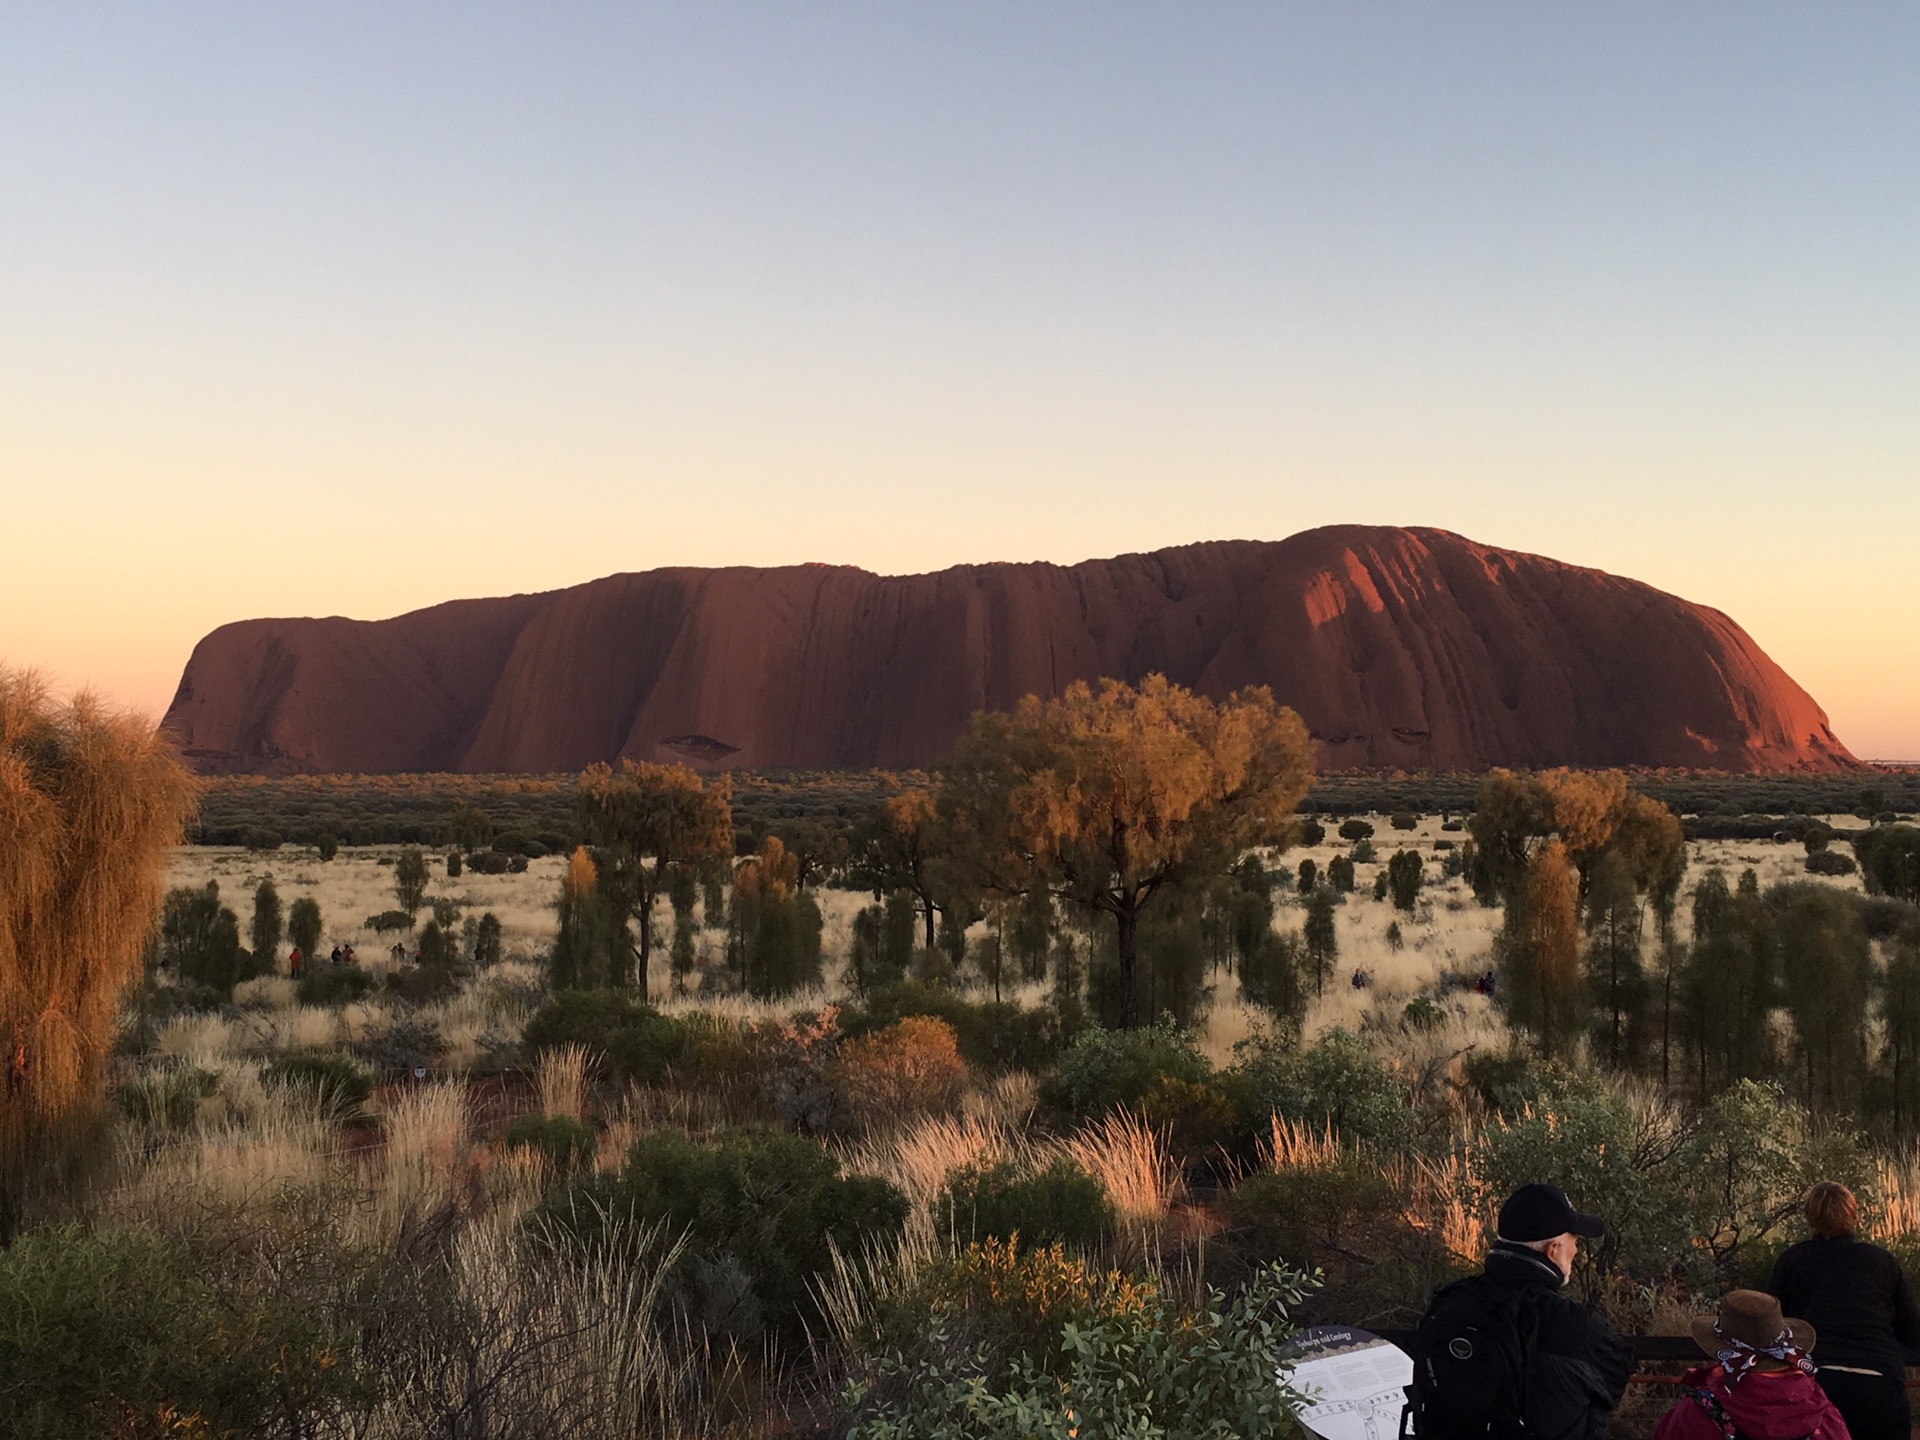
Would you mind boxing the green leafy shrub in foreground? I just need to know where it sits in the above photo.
[522,990,688,1086]
[262,1052,374,1115]
[845,1251,1312,1440]
[1041,1018,1212,1119]
[937,1158,1113,1250]
[537,1126,906,1340]
[113,1064,219,1130]
[0,1222,361,1440]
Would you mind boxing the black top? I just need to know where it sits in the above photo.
[1769,1235,1920,1380]
[1479,1240,1636,1440]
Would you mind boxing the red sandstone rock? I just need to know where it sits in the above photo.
[161,526,1855,775]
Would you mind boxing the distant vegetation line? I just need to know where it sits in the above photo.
[189,767,1920,851]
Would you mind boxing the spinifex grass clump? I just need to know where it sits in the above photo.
[0,668,198,1235]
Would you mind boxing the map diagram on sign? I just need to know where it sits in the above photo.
[1278,1326,1415,1440]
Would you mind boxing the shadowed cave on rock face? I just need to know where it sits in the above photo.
[161,525,1856,777]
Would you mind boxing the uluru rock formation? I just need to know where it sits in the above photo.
[163,526,1856,775]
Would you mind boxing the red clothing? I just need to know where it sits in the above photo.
[1654,1365,1851,1440]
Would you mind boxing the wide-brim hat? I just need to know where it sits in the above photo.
[1689,1290,1815,1358]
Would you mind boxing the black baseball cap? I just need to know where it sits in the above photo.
[1498,1183,1605,1242]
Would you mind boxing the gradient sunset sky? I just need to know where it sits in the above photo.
[4,5,1916,759]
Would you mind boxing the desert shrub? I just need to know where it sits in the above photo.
[1139,1071,1240,1169]
[1858,825,1920,903]
[1338,819,1375,842]
[1042,1018,1211,1120]
[845,1254,1312,1440]
[1352,838,1378,865]
[472,912,503,967]
[1372,869,1390,900]
[393,847,430,919]
[466,849,512,875]
[262,1053,373,1115]
[833,1016,968,1121]
[0,1222,362,1439]
[504,1114,597,1177]
[509,853,530,874]
[1295,818,1326,846]
[1390,812,1418,831]
[113,1064,218,1130]
[1229,1028,1413,1149]
[287,896,323,958]
[352,1014,443,1076]
[1239,931,1308,1025]
[384,963,459,1006]
[1226,1156,1400,1267]
[1326,854,1356,892]
[242,826,284,852]
[160,882,245,997]
[841,980,1078,1075]
[1804,825,1833,854]
[364,910,413,933]
[430,896,460,929]
[316,832,339,861]
[539,1127,907,1340]
[417,919,455,967]
[1387,849,1424,910]
[1296,858,1318,893]
[522,991,687,1086]
[1441,819,1464,833]
[1806,849,1857,877]
[445,849,462,879]
[936,1157,1113,1250]
[298,965,379,1006]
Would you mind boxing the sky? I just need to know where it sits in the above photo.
[2,4,1916,760]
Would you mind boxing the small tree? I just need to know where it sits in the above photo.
[1303,887,1338,995]
[551,848,620,990]
[667,863,699,993]
[1326,854,1356,893]
[1582,850,1646,1070]
[393,848,430,923]
[1501,839,1582,1060]
[445,850,462,879]
[1386,850,1423,912]
[315,833,339,862]
[1296,858,1318,894]
[729,837,823,999]
[472,912,503,968]
[287,897,323,962]
[249,879,283,972]
[162,883,244,996]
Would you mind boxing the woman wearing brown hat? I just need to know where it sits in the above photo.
[1769,1181,1920,1440]
[1653,1290,1850,1440]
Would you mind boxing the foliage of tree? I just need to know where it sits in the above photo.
[939,676,1313,1028]
[729,836,824,999]
[1385,850,1423,911]
[1884,923,1920,1139]
[471,911,503,968]
[160,883,245,997]
[1857,825,1920,903]
[1303,888,1338,995]
[1325,854,1355,893]
[1500,840,1582,1059]
[1774,884,1871,1114]
[850,791,953,950]
[287,896,323,961]
[576,761,734,993]
[248,879,283,967]
[1582,851,1646,1069]
[551,847,622,990]
[392,846,430,922]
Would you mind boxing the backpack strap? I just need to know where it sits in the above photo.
[1687,1388,1742,1440]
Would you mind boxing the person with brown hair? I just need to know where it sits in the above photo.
[1653,1291,1849,1440]
[1769,1181,1920,1440]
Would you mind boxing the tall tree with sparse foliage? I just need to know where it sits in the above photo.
[250,879,283,968]
[393,847,429,923]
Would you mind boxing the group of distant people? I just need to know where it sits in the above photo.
[286,942,355,978]
[1406,1179,1915,1440]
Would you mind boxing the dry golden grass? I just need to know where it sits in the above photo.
[1063,1110,1180,1227]
[536,1044,593,1123]
[369,1081,471,1244]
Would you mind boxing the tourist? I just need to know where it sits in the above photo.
[329,943,342,966]
[1405,1183,1633,1440]
[288,946,303,979]
[1769,1182,1919,1440]
[1653,1290,1849,1440]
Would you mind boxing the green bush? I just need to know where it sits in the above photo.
[1387,849,1424,910]
[384,963,459,1005]
[0,1222,363,1439]
[298,965,379,1006]
[1806,849,1857,877]
[845,1256,1312,1440]
[1352,838,1378,865]
[1295,819,1326,846]
[466,849,512,875]
[1390,812,1418,830]
[316,832,339,861]
[1226,1158,1399,1267]
[113,1064,218,1130]
[1338,819,1375,841]
[160,882,245,996]
[504,1114,597,1176]
[522,990,688,1086]
[365,910,413,933]
[1042,1018,1212,1119]
[937,1158,1112,1250]
[1326,854,1356,892]
[1228,1027,1414,1149]
[841,980,1082,1075]
[539,1127,907,1340]
[262,1053,374,1115]
[445,849,462,879]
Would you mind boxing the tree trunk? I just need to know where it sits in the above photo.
[1115,907,1140,1029]
[922,895,936,951]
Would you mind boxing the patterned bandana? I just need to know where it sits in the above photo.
[1714,1326,1817,1384]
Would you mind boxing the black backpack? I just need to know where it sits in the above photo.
[1401,1276,1538,1440]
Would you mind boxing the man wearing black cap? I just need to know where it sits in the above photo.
[1404,1183,1634,1440]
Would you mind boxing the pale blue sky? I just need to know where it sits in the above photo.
[3,4,1916,755]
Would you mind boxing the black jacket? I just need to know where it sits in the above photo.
[1769,1235,1920,1380]
[1477,1241,1635,1440]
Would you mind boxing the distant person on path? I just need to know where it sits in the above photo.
[1769,1181,1919,1440]
[288,947,303,979]
[342,942,355,965]
[329,944,342,966]
[1405,1183,1633,1440]
[1652,1290,1849,1440]
[390,941,406,965]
